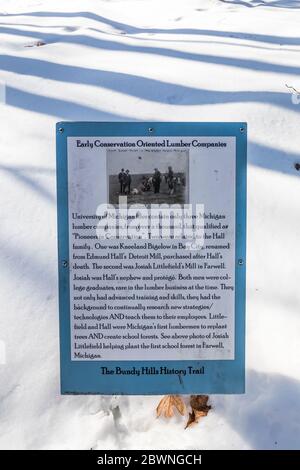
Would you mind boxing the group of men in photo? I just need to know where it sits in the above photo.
[118,166,183,196]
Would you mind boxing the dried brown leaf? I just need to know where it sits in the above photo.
[190,394,211,411]
[172,395,186,416]
[156,396,173,418]
[185,395,211,429]
[156,395,186,418]
[185,411,196,429]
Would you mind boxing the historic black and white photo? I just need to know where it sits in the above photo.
[107,149,189,205]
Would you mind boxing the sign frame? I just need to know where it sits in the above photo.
[56,122,247,395]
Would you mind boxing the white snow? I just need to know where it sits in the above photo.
[0,0,300,450]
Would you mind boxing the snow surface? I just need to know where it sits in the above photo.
[0,0,300,450]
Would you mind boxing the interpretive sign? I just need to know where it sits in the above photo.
[56,122,246,394]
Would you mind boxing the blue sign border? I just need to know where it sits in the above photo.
[56,122,247,395]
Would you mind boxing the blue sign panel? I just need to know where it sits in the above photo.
[56,122,246,395]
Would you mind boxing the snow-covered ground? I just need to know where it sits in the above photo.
[0,0,300,450]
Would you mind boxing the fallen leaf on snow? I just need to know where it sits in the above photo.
[156,395,186,418]
[185,395,211,428]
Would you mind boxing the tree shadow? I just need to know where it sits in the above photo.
[1,20,295,54]
[1,26,300,73]
[1,26,300,75]
[4,85,300,177]
[249,142,300,175]
[215,369,300,449]
[0,163,55,204]
[6,85,133,121]
[1,57,296,111]
[219,0,262,6]
[86,27,298,54]
[219,0,300,8]
[1,11,300,45]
